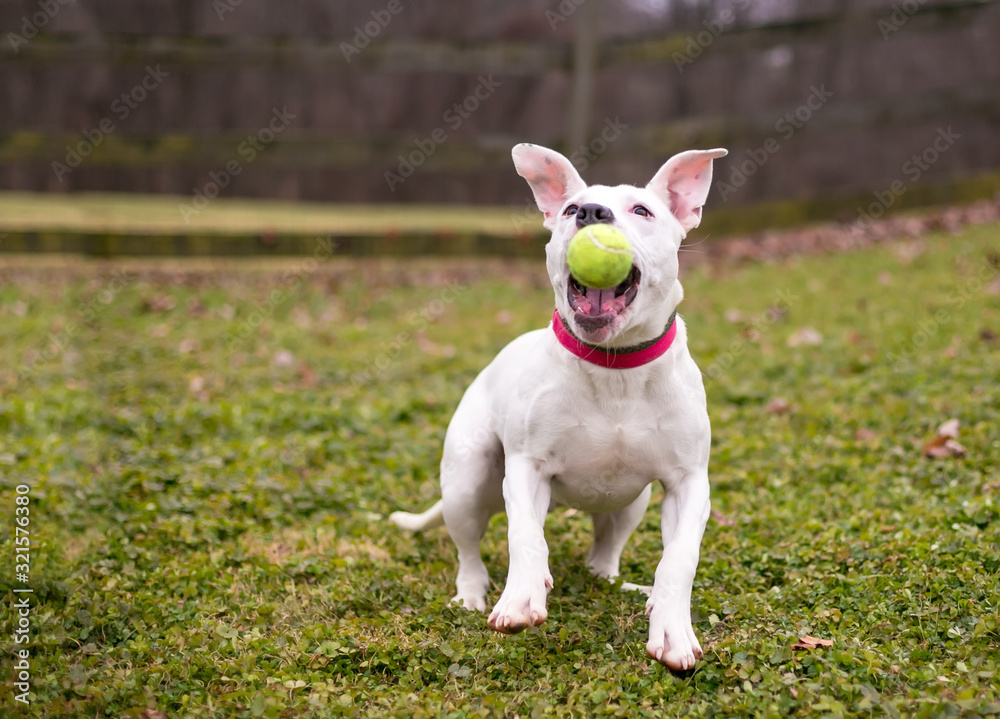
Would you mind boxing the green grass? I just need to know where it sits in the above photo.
[0,226,998,718]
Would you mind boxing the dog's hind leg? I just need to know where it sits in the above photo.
[588,483,652,580]
[440,401,505,613]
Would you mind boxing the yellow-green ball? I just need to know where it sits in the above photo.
[567,225,633,289]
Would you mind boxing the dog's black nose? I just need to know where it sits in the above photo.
[575,203,615,229]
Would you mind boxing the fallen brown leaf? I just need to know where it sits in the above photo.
[711,509,736,526]
[922,418,966,458]
[415,332,456,357]
[787,327,823,347]
[923,437,966,459]
[298,361,318,389]
[937,418,960,438]
[853,428,878,442]
[186,298,207,316]
[740,325,762,342]
[141,710,170,719]
[766,305,788,323]
[766,398,791,415]
[273,349,296,368]
[142,294,176,313]
[793,635,834,650]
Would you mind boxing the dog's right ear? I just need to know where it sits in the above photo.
[512,143,586,231]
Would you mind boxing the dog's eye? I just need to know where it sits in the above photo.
[564,205,579,216]
[632,205,652,217]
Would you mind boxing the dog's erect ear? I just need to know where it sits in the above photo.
[512,143,586,230]
[646,148,728,233]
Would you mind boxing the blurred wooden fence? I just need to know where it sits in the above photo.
[1,0,998,224]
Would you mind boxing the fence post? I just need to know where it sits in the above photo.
[566,0,602,156]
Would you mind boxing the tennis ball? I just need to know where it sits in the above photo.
[566,224,633,289]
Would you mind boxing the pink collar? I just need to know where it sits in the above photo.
[551,309,678,369]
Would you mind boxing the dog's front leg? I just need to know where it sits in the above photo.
[645,473,710,671]
[487,454,553,634]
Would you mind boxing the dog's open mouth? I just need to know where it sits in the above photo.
[568,266,640,333]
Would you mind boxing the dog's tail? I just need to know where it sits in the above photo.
[389,500,445,532]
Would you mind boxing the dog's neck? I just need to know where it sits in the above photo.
[552,310,678,369]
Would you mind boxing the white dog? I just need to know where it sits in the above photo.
[391,142,727,670]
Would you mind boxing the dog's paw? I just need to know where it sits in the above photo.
[486,577,551,634]
[450,592,487,613]
[645,604,703,671]
[586,557,619,580]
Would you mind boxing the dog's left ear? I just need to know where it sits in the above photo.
[512,143,587,231]
[646,148,728,233]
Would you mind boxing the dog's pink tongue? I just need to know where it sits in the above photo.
[583,287,625,315]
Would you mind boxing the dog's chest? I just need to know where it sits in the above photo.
[541,400,675,512]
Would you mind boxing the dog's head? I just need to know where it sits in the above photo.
[513,143,727,346]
